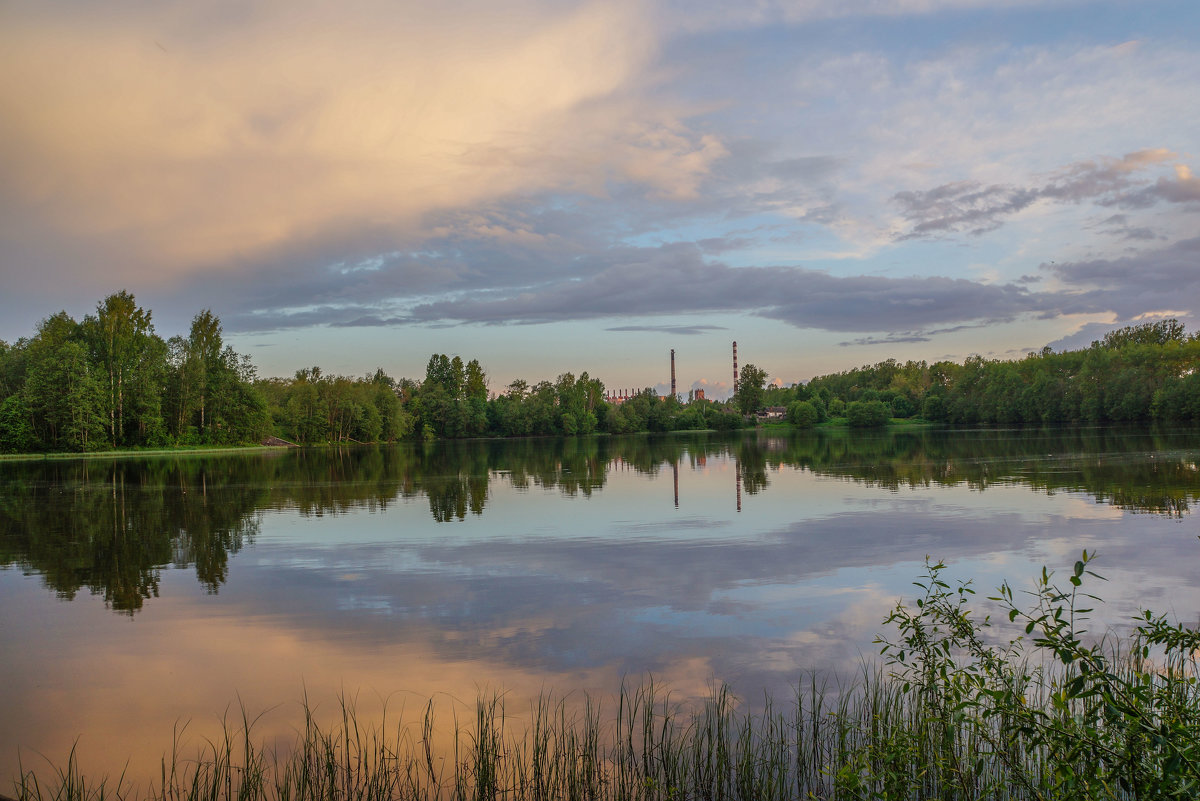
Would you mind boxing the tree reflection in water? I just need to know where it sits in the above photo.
[3,425,1200,612]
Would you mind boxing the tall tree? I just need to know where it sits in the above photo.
[1099,319,1187,349]
[0,394,34,452]
[187,310,223,435]
[0,339,23,400]
[84,292,167,446]
[23,313,105,450]
[735,363,768,415]
[164,335,195,438]
[84,291,159,446]
[465,359,488,402]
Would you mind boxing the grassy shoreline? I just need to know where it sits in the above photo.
[10,661,1195,801]
[0,423,930,461]
[0,445,288,463]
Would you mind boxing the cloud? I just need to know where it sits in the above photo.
[0,0,726,287]
[2,0,1198,366]
[398,243,1077,332]
[1033,239,1200,350]
[894,150,1194,239]
[227,230,1200,343]
[606,325,728,335]
[840,334,929,346]
[691,378,731,394]
[660,0,1083,34]
[790,39,1200,250]
[837,322,996,347]
[1090,213,1162,242]
[1114,164,1200,208]
[894,181,1041,237]
[1041,237,1200,322]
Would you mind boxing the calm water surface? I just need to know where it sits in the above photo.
[3,427,1200,787]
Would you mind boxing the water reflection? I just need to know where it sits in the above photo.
[3,427,1200,613]
[5,426,1200,789]
[0,458,265,612]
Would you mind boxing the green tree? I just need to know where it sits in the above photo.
[164,335,197,439]
[890,395,916,418]
[83,291,164,447]
[735,363,767,415]
[1099,318,1186,348]
[22,312,105,450]
[212,364,271,444]
[464,359,488,402]
[921,394,947,421]
[368,370,411,442]
[187,310,224,436]
[555,372,600,435]
[787,400,819,428]
[26,339,106,450]
[285,373,327,443]
[0,338,26,400]
[0,394,34,452]
[846,399,890,428]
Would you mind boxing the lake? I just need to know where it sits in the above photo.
[4,427,1200,790]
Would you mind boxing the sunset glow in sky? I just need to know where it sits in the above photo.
[2,0,1198,398]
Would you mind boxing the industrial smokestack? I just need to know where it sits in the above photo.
[673,459,679,509]
[671,349,676,399]
[733,341,738,390]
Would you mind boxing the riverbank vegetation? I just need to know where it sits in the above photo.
[4,293,1200,452]
[783,319,1200,428]
[11,555,1200,800]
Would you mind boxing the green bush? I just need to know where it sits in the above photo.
[921,394,947,421]
[890,395,916,418]
[787,400,819,428]
[878,552,1200,799]
[846,399,890,427]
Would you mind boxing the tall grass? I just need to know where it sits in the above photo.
[12,554,1200,801]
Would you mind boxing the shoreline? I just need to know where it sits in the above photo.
[3,420,1188,462]
[0,445,289,463]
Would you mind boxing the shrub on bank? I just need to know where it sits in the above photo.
[846,399,891,428]
[787,400,819,428]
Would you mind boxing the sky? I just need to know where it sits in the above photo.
[2,0,1198,400]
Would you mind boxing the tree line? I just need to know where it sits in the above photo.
[0,293,758,452]
[261,353,749,446]
[4,294,1200,452]
[0,291,270,452]
[769,319,1200,428]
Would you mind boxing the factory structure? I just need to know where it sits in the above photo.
[600,339,769,514]
[603,343,733,404]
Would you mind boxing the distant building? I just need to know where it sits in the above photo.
[694,388,706,401]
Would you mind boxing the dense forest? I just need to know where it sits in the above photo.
[2,293,1200,453]
[775,318,1200,428]
[0,292,271,452]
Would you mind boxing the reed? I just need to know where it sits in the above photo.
[12,555,1200,801]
